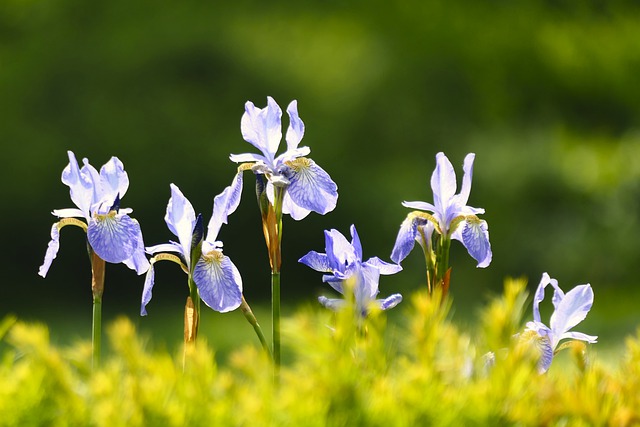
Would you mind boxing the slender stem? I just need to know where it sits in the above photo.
[272,271,281,373]
[89,250,105,370]
[92,295,102,369]
[240,296,271,359]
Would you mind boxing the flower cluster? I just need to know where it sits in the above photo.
[38,98,599,375]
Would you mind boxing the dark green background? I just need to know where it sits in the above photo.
[2,0,639,349]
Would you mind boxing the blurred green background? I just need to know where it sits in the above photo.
[2,0,639,353]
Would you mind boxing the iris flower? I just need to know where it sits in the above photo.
[392,152,491,267]
[229,96,338,220]
[141,183,243,315]
[38,151,149,277]
[300,225,403,316]
[525,272,598,373]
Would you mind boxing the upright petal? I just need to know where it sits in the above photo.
[206,172,243,243]
[454,153,475,207]
[193,251,243,313]
[140,263,155,316]
[430,152,457,221]
[240,97,282,164]
[88,212,138,264]
[349,224,363,261]
[100,156,129,201]
[285,100,305,151]
[38,223,60,278]
[325,228,356,272]
[549,284,594,343]
[532,273,553,324]
[283,158,338,218]
[61,151,94,220]
[165,184,196,261]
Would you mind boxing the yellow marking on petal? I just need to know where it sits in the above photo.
[202,249,224,265]
[286,157,313,171]
[57,217,88,233]
[408,211,442,235]
[238,163,255,173]
[151,253,189,274]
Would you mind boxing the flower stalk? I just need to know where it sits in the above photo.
[89,249,105,369]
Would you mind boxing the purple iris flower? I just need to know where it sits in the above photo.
[391,152,492,268]
[525,272,598,373]
[229,96,338,220]
[38,151,149,277]
[141,182,243,315]
[299,225,403,316]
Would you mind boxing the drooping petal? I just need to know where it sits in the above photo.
[100,156,129,202]
[390,215,420,264]
[38,223,60,278]
[122,220,150,275]
[298,251,331,272]
[207,172,243,243]
[379,293,403,311]
[140,263,155,316]
[192,251,243,313]
[283,158,338,218]
[402,200,437,212]
[318,296,346,311]
[359,263,381,302]
[87,212,138,264]
[52,208,85,218]
[61,151,94,220]
[456,218,492,268]
[285,100,305,151]
[536,334,554,374]
[365,257,403,275]
[165,184,196,261]
[559,331,598,344]
[549,284,594,342]
[281,191,312,220]
[430,152,457,220]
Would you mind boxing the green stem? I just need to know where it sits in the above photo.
[92,295,102,369]
[240,296,271,359]
[272,271,281,373]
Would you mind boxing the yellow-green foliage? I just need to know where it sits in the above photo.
[1,279,639,426]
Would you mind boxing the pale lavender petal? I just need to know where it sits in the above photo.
[430,152,457,217]
[457,219,492,268]
[38,223,60,278]
[365,257,403,275]
[140,263,155,316]
[229,152,269,164]
[281,192,312,220]
[532,273,553,323]
[285,100,305,151]
[61,151,94,219]
[537,335,554,374]
[359,263,381,301]
[559,331,598,344]
[206,172,243,243]
[379,293,403,311]
[52,208,85,218]
[122,220,150,275]
[275,146,311,165]
[350,224,363,261]
[165,184,196,261]
[87,213,137,264]
[284,158,338,217]
[325,228,356,271]
[193,252,243,313]
[549,284,594,338]
[318,296,345,311]
[390,215,420,264]
[240,97,282,163]
[80,158,103,206]
[455,153,475,207]
[402,201,436,212]
[298,251,331,272]
[100,156,129,201]
[146,242,183,256]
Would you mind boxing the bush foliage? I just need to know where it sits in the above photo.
[1,279,638,426]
